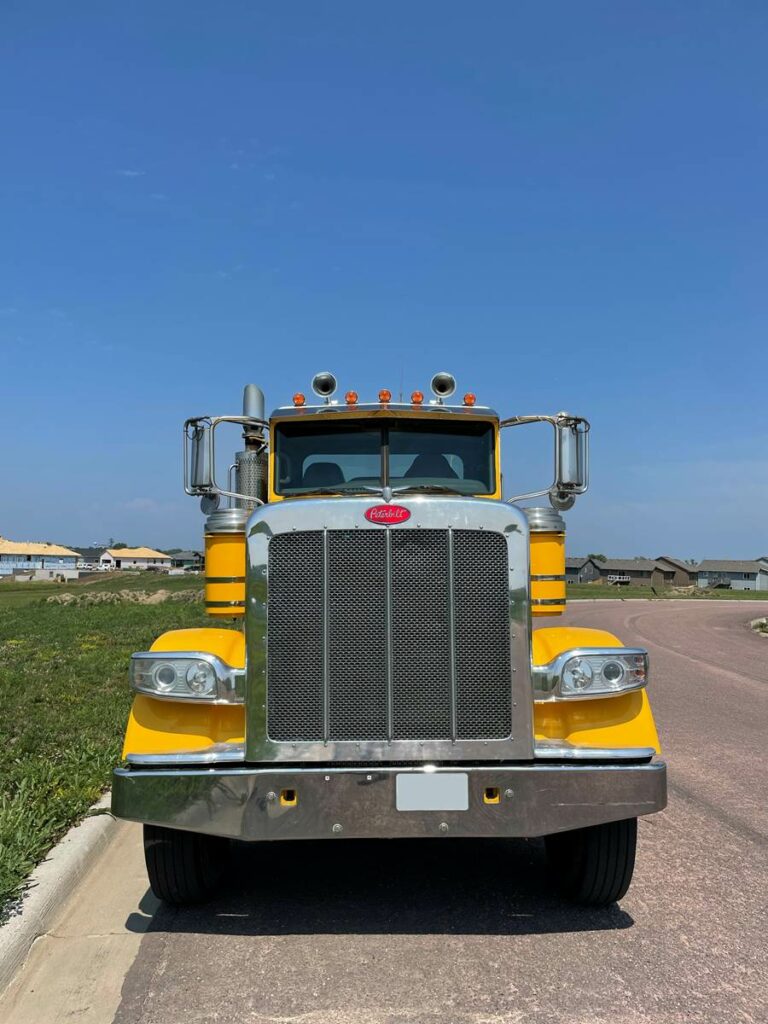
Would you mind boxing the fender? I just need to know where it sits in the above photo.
[121,628,245,758]
[532,626,661,753]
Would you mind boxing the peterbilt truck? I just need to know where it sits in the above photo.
[112,372,666,906]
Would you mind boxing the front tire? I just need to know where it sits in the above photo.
[143,825,229,905]
[545,817,637,906]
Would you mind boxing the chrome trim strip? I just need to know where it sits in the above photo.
[530,574,566,582]
[245,497,533,762]
[205,600,246,608]
[446,528,458,742]
[113,761,667,840]
[126,743,246,766]
[531,598,566,606]
[384,528,394,742]
[205,576,246,584]
[534,740,655,761]
[322,528,331,742]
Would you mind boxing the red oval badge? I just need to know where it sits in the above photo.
[364,504,411,525]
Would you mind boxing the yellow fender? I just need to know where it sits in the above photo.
[121,628,245,758]
[532,626,661,753]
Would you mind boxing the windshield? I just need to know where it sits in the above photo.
[274,418,495,496]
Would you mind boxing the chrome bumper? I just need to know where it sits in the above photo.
[112,760,666,840]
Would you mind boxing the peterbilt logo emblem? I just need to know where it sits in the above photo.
[364,504,411,525]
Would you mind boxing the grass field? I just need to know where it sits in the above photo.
[0,574,209,916]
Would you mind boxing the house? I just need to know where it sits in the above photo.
[593,559,672,588]
[0,537,80,578]
[170,550,205,570]
[695,560,768,591]
[565,557,602,584]
[71,546,107,568]
[99,547,172,571]
[655,555,697,587]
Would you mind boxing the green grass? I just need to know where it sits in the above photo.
[0,570,201,608]
[0,576,209,915]
[566,583,768,600]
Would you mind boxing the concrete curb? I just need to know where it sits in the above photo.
[0,792,119,994]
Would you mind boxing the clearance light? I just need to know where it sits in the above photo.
[345,391,359,405]
[378,388,392,403]
[411,390,424,405]
[463,393,477,407]
[293,392,306,407]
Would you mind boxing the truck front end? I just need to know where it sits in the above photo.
[113,372,666,906]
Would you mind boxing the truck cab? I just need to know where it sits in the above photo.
[112,372,665,906]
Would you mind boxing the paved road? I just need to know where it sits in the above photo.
[3,600,767,1024]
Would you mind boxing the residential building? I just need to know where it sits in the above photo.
[593,559,672,588]
[655,555,697,586]
[565,557,602,583]
[696,560,768,591]
[170,550,205,570]
[0,537,80,578]
[99,547,172,571]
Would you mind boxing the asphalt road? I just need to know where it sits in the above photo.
[5,600,768,1024]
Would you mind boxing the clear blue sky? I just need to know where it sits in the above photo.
[1,2,766,557]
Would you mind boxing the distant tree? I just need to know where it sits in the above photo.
[111,542,128,549]
[587,553,607,563]
[685,559,698,565]
[164,548,182,554]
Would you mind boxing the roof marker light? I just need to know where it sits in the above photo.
[293,392,306,407]
[345,391,359,405]
[463,393,476,406]
[411,390,424,405]
[378,388,392,403]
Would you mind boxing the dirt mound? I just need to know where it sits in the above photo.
[45,589,202,607]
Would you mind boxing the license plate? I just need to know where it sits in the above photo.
[395,772,469,812]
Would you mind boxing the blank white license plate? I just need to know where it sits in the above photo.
[395,772,469,812]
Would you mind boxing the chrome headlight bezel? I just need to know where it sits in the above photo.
[130,652,245,703]
[532,647,649,701]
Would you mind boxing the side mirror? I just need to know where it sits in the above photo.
[185,419,214,494]
[551,413,589,509]
[500,411,590,508]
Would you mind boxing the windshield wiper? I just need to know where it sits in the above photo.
[298,485,383,496]
[391,484,460,495]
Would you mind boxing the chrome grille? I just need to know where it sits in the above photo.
[266,527,512,745]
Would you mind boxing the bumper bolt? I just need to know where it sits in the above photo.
[266,791,277,803]
[439,822,449,833]
[504,789,514,799]
[332,823,343,833]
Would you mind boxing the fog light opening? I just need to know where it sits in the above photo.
[483,787,500,805]
[280,789,298,807]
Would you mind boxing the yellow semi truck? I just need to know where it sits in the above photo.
[112,372,665,906]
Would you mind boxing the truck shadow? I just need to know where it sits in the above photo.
[127,837,633,936]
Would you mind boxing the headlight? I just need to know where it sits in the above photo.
[534,648,648,700]
[130,652,243,702]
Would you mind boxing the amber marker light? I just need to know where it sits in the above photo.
[463,392,477,406]
[378,388,392,403]
[411,390,424,405]
[345,390,359,405]
[293,392,306,407]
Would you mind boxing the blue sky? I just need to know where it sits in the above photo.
[1,2,766,557]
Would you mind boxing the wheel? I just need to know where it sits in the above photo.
[545,817,637,906]
[143,824,229,905]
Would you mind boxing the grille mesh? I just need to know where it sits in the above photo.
[266,528,512,744]
[267,531,324,741]
[390,531,452,739]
